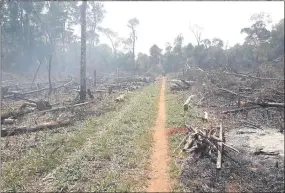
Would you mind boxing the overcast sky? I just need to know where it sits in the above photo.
[76,1,284,55]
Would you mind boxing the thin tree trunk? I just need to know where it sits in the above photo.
[31,59,43,89]
[80,1,87,101]
[132,30,136,75]
[48,55,52,95]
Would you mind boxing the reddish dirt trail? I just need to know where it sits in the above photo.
[147,77,172,192]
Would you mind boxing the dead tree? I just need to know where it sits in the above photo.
[127,18,139,75]
[80,1,87,101]
[31,59,43,89]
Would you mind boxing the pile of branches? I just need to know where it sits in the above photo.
[178,56,285,131]
[175,124,239,169]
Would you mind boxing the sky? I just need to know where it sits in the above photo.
[75,1,284,55]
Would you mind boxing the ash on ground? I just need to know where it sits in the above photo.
[179,127,284,192]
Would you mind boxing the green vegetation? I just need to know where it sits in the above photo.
[166,87,196,192]
[1,83,160,192]
[1,1,283,76]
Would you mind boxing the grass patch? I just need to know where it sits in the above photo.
[1,83,160,192]
[166,85,194,192]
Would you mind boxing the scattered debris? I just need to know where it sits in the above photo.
[115,94,126,102]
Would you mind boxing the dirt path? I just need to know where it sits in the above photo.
[147,77,172,192]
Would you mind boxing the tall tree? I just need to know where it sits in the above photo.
[173,34,184,70]
[86,2,105,51]
[190,24,203,46]
[149,44,162,65]
[80,1,87,101]
[127,18,139,74]
[241,12,272,63]
[136,52,150,72]
[98,27,121,57]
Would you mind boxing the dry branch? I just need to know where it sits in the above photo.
[222,71,284,81]
[221,106,261,114]
[177,124,238,169]
[39,101,90,114]
[31,59,43,89]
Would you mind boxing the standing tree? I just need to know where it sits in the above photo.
[190,23,203,46]
[98,27,121,57]
[127,18,139,74]
[80,1,87,101]
[173,34,184,71]
[149,44,162,73]
[136,52,150,72]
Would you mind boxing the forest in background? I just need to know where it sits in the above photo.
[0,1,284,76]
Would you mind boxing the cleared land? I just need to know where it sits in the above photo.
[1,82,160,192]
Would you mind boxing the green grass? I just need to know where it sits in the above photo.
[1,83,160,192]
[166,86,194,192]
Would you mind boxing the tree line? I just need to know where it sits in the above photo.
[0,1,284,75]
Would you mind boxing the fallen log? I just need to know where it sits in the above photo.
[1,119,71,137]
[3,80,73,99]
[1,118,16,125]
[180,79,195,87]
[39,101,90,114]
[221,106,261,114]
[217,87,252,99]
[254,147,279,156]
[251,102,285,108]
[1,107,35,121]
[170,84,181,91]
[19,100,52,111]
[217,124,223,169]
[171,79,186,87]
[3,86,49,99]
[19,102,38,110]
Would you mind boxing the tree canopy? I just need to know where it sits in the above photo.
[0,1,284,76]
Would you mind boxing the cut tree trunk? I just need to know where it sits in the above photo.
[183,95,196,111]
[1,119,71,137]
[216,124,223,169]
[80,1,87,101]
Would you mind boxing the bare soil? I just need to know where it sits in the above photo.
[147,77,173,192]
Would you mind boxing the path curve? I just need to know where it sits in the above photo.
[147,77,172,192]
